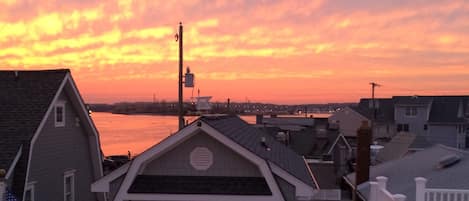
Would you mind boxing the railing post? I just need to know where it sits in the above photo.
[393,194,407,201]
[369,181,379,201]
[415,177,428,201]
[377,176,388,190]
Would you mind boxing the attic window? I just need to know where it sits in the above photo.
[55,101,66,127]
[190,147,213,170]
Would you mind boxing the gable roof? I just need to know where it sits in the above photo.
[0,69,69,196]
[200,115,315,187]
[346,145,469,201]
[428,96,469,123]
[351,98,394,123]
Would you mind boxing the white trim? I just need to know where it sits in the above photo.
[64,170,76,201]
[23,73,105,201]
[54,101,66,127]
[65,74,104,179]
[327,133,352,155]
[23,74,68,201]
[24,182,35,201]
[110,121,285,201]
[91,162,130,192]
[6,145,22,179]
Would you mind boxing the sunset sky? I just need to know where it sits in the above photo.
[1,0,468,104]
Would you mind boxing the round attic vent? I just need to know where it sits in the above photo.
[190,147,213,170]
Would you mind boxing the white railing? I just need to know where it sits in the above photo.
[369,177,407,201]
[425,188,469,201]
[415,177,469,201]
[312,189,341,200]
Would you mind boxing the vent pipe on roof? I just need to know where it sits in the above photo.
[260,137,271,151]
[14,71,19,80]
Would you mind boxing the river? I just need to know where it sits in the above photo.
[91,112,330,156]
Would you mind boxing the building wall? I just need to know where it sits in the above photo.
[427,125,458,147]
[329,107,369,137]
[394,105,429,136]
[142,131,262,177]
[28,91,97,201]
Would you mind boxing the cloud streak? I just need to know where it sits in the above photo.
[0,0,468,103]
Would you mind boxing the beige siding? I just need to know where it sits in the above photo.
[142,131,262,177]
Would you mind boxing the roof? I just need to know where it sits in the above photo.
[0,69,69,195]
[428,96,469,123]
[352,98,394,123]
[346,145,469,201]
[393,96,433,105]
[128,175,272,195]
[308,163,340,189]
[200,115,315,187]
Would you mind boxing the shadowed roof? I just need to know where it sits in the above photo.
[200,115,315,188]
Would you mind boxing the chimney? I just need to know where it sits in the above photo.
[355,121,372,185]
[256,114,263,125]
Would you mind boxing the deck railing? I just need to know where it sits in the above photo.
[415,177,469,201]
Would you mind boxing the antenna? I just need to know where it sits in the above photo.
[369,82,381,120]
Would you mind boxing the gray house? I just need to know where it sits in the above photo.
[394,96,469,148]
[92,115,320,201]
[0,70,104,201]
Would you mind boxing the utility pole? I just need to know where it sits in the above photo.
[177,22,184,131]
[369,82,381,121]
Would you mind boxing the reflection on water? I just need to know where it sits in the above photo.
[91,112,329,156]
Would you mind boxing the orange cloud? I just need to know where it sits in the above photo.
[0,0,468,104]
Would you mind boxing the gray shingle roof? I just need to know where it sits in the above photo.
[428,96,468,123]
[352,98,394,123]
[0,69,68,196]
[346,145,469,201]
[393,96,433,105]
[200,115,315,188]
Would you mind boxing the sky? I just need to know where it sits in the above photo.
[1,0,468,104]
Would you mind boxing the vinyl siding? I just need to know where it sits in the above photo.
[394,105,429,136]
[28,91,97,201]
[427,125,458,147]
[142,131,262,177]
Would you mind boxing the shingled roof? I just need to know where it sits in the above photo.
[200,115,315,188]
[0,69,69,196]
[428,96,469,123]
[351,98,395,123]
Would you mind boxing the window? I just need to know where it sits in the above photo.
[397,124,410,132]
[64,170,75,201]
[55,101,66,127]
[25,182,35,201]
[405,107,417,116]
[424,124,428,130]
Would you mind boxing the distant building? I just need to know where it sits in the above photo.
[330,96,469,149]
[329,98,395,140]
[0,70,104,201]
[92,115,324,201]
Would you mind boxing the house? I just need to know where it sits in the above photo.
[92,115,322,201]
[329,98,395,140]
[331,96,469,149]
[345,145,469,201]
[0,70,104,201]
